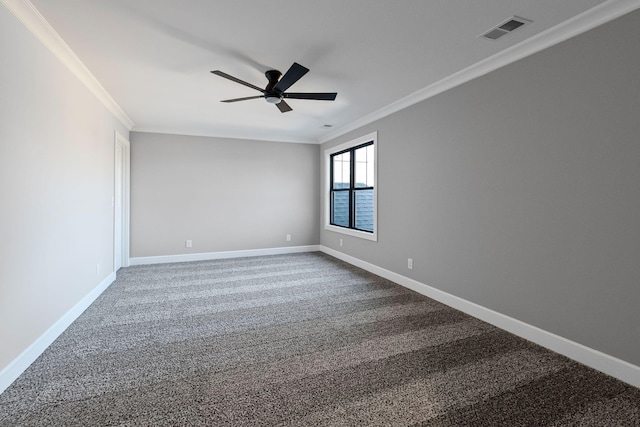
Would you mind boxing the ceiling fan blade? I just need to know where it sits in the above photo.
[221,95,265,103]
[276,100,293,113]
[211,70,264,93]
[273,62,309,93]
[283,92,337,101]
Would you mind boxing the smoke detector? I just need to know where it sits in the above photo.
[480,16,532,41]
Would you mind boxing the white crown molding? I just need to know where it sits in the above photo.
[319,0,640,144]
[0,0,134,130]
[0,272,116,394]
[129,245,321,266]
[131,127,315,145]
[319,246,640,389]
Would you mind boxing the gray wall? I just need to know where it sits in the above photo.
[321,10,640,366]
[0,6,129,371]
[130,132,320,257]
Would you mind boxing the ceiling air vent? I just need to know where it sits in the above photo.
[480,16,532,41]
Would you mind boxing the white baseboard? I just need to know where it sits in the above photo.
[320,245,640,389]
[129,245,321,266]
[0,272,117,394]
[4,249,637,394]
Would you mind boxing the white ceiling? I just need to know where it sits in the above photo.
[27,0,613,143]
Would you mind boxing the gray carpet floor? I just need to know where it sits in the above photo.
[1,252,639,426]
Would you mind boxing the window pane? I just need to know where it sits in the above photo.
[354,145,374,188]
[332,152,350,189]
[331,191,350,227]
[354,189,374,232]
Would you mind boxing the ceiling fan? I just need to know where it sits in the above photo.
[210,62,337,113]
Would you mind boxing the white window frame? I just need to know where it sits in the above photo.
[324,131,378,241]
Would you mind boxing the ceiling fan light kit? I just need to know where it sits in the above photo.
[265,95,282,104]
[211,62,337,113]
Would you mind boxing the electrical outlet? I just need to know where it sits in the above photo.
[185,240,192,248]
[96,264,100,276]
[339,238,343,247]
[286,234,291,242]
[408,258,413,270]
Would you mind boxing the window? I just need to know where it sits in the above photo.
[325,131,377,241]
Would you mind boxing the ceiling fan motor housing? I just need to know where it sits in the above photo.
[265,70,283,103]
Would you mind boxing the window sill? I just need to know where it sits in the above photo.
[325,224,377,242]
